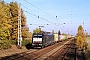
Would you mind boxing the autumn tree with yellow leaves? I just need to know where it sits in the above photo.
[9,2,27,40]
[76,25,86,50]
[0,1,12,40]
[0,1,31,40]
[33,28,41,34]
[0,1,32,49]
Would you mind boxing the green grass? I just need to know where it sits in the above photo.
[85,37,90,60]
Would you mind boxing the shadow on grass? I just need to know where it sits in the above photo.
[85,50,90,60]
[0,51,30,60]
[66,52,75,59]
[25,43,32,50]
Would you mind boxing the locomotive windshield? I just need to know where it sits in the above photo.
[32,34,43,44]
[33,34,43,38]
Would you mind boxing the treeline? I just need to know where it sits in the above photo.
[0,1,32,41]
[0,1,32,49]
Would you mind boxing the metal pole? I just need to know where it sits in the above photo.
[83,22,84,30]
[18,4,20,46]
[19,3,22,48]
[55,23,56,33]
[18,3,22,48]
[55,16,57,33]
[71,11,72,24]
[2,0,4,1]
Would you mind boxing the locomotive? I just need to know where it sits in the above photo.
[32,32,72,48]
[32,33,54,48]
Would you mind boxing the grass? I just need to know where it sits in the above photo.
[86,37,90,50]
[84,37,90,60]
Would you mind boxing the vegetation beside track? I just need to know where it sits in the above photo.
[84,37,90,60]
[0,1,32,50]
[0,40,31,50]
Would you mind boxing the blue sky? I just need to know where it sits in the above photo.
[4,0,90,35]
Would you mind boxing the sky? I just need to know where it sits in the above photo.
[4,0,90,35]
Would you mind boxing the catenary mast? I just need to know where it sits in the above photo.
[18,3,22,48]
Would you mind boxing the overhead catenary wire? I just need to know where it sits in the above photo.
[23,10,54,24]
[82,14,90,23]
[1,1,90,25]
[20,3,36,15]
[19,2,56,25]
[1,1,57,27]
[4,0,90,33]
[12,0,90,25]
[13,0,62,30]
[57,5,90,16]
[30,24,49,25]
[23,0,55,18]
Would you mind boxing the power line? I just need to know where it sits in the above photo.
[23,10,54,24]
[2,1,56,27]
[23,0,55,18]
[58,5,90,16]
[30,24,49,25]
[21,3,36,15]
[83,14,90,23]
[20,3,55,24]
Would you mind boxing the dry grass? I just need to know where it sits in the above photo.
[86,37,90,50]
[0,45,28,58]
[85,37,90,60]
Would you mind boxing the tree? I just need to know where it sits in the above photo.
[28,32,32,43]
[0,1,12,40]
[85,32,88,38]
[33,28,41,34]
[22,26,29,40]
[9,2,18,40]
[9,2,26,40]
[0,1,28,41]
[52,30,54,34]
[76,25,85,50]
[58,30,61,35]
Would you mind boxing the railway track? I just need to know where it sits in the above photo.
[0,38,75,60]
[62,40,76,60]
[35,40,70,60]
[61,40,76,60]
[0,49,38,60]
[34,41,69,59]
[17,38,72,60]
[16,40,68,60]
[46,38,76,60]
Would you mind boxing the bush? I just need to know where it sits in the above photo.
[25,43,32,49]
[0,40,31,50]
[0,40,11,50]
[9,40,17,45]
[22,40,31,46]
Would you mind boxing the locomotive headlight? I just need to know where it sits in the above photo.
[32,44,35,46]
[40,41,42,43]
[39,44,42,46]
